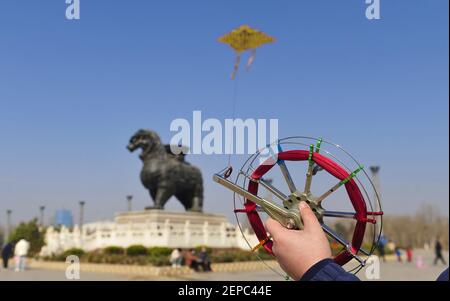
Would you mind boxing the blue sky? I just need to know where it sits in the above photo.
[0,0,448,226]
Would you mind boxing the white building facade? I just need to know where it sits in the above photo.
[40,210,257,256]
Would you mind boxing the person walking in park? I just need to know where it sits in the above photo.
[14,238,30,272]
[434,238,447,266]
[265,201,449,281]
[1,241,14,269]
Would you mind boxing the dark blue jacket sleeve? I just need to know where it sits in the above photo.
[300,259,360,281]
[301,259,449,281]
[436,268,448,281]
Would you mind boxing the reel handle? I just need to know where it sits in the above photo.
[213,173,303,230]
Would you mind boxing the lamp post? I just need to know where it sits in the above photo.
[5,210,12,242]
[78,201,85,248]
[370,166,382,216]
[79,201,85,231]
[126,195,133,212]
[39,205,45,227]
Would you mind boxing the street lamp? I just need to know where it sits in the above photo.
[370,166,381,213]
[39,205,46,227]
[5,210,12,242]
[126,195,133,212]
[78,201,85,230]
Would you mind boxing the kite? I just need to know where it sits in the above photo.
[218,25,275,80]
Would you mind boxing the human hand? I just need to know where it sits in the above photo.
[265,201,332,280]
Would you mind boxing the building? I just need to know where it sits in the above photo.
[53,209,74,228]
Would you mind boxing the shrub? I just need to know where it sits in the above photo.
[104,246,125,255]
[147,247,172,257]
[148,256,170,266]
[63,248,85,258]
[126,245,148,256]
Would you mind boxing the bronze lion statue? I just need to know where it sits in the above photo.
[127,129,203,212]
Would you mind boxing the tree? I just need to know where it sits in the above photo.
[9,218,45,257]
[0,227,4,246]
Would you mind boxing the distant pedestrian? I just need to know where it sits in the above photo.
[184,249,200,271]
[1,241,14,269]
[199,247,212,272]
[378,235,387,262]
[406,246,413,263]
[387,240,396,253]
[14,238,30,272]
[434,238,447,266]
[395,247,402,262]
[416,255,424,269]
[170,248,182,268]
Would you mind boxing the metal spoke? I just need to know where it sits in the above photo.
[321,224,370,257]
[316,165,364,205]
[278,160,297,193]
[321,223,349,248]
[259,178,288,201]
[316,182,342,204]
[323,211,356,219]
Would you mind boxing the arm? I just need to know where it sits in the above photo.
[266,201,360,281]
[300,258,360,281]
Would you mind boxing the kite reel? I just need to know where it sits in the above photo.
[213,137,383,277]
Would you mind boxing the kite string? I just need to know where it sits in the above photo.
[226,76,239,167]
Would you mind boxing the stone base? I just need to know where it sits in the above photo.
[114,209,228,226]
[41,210,251,255]
[110,209,238,249]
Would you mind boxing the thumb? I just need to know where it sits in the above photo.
[265,217,287,239]
[299,201,321,232]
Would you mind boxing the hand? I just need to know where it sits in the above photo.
[265,201,332,280]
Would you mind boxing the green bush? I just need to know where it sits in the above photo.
[43,247,271,266]
[63,248,85,258]
[208,248,271,263]
[148,256,170,266]
[104,246,125,255]
[195,246,213,254]
[126,245,148,256]
[147,247,172,257]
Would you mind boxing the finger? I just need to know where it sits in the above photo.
[299,201,322,232]
[265,218,287,238]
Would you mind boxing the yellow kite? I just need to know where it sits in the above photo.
[218,25,275,80]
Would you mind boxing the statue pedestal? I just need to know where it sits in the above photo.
[41,210,255,255]
[113,210,237,248]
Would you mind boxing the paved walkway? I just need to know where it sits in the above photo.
[0,268,129,281]
[0,249,447,281]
